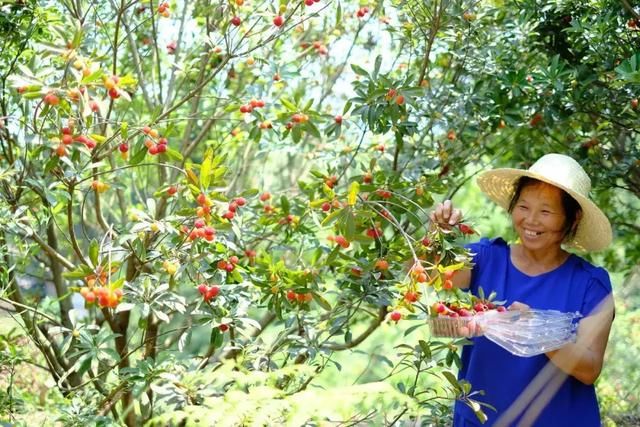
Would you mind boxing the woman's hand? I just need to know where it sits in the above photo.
[429,200,463,227]
[508,301,530,312]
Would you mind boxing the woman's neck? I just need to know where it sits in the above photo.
[511,244,570,275]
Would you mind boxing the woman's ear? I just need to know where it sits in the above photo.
[571,210,583,234]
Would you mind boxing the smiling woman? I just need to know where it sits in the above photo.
[430,153,615,427]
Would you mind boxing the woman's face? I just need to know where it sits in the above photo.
[511,182,569,253]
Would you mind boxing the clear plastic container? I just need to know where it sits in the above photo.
[479,309,581,357]
[428,309,582,357]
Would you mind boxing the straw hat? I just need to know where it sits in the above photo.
[477,153,612,252]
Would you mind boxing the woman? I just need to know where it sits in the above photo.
[430,153,615,427]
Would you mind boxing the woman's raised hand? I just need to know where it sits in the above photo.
[429,200,463,227]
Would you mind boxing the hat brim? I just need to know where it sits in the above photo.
[477,168,612,252]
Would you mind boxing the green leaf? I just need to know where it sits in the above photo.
[200,148,214,189]
[418,339,432,359]
[351,64,370,77]
[89,239,99,266]
[313,293,332,310]
[321,207,344,227]
[280,97,297,111]
[130,148,147,166]
[164,147,184,161]
[306,121,321,138]
[373,55,382,80]
[442,370,461,391]
[280,195,290,214]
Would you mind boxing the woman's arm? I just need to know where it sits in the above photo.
[545,294,615,385]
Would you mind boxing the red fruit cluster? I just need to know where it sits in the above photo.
[195,192,212,218]
[142,126,168,155]
[410,263,428,283]
[197,283,220,302]
[185,218,216,242]
[356,6,370,18]
[217,256,240,272]
[239,98,265,113]
[80,286,123,308]
[286,290,313,304]
[324,175,338,188]
[431,301,506,318]
[157,1,170,17]
[221,196,247,220]
[104,75,121,99]
[376,188,392,199]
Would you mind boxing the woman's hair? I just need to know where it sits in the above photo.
[507,176,582,240]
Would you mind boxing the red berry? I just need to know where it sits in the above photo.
[334,115,343,124]
[273,15,284,27]
[219,324,229,332]
[198,283,208,295]
[62,134,73,145]
[496,306,507,312]
[204,226,215,237]
[108,88,120,99]
[458,223,475,235]
[304,0,314,5]
[167,185,178,196]
[390,311,402,322]
[197,193,207,205]
[194,218,205,228]
[231,16,241,26]
[259,192,271,201]
[206,286,220,300]
[119,143,129,152]
[321,202,331,212]
[286,290,296,301]
[404,291,418,303]
[235,197,247,206]
[222,211,234,220]
[334,235,349,248]
[148,145,159,155]
[229,255,239,265]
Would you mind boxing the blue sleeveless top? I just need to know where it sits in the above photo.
[453,238,612,427]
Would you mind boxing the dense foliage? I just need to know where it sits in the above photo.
[1,0,638,425]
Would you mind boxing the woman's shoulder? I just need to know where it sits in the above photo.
[569,254,610,279]
[567,253,612,290]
